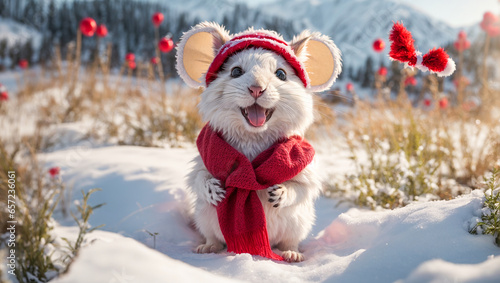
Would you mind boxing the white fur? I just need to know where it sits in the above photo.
[186,48,322,262]
[175,22,230,88]
[178,23,338,262]
[290,31,343,92]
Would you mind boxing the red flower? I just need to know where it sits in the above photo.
[158,37,174,53]
[128,60,136,70]
[439,97,448,109]
[346,82,354,92]
[48,167,60,177]
[150,57,159,65]
[152,12,164,27]
[487,25,500,37]
[125,53,135,61]
[482,12,498,27]
[0,91,8,101]
[423,99,431,107]
[80,17,97,37]
[96,24,108,37]
[480,12,500,37]
[404,76,417,86]
[18,59,28,69]
[373,38,385,53]
[458,31,467,39]
[454,30,470,51]
[377,67,388,76]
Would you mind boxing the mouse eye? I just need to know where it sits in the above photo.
[275,69,286,81]
[231,67,243,78]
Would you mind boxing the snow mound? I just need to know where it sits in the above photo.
[37,140,500,283]
[51,228,241,283]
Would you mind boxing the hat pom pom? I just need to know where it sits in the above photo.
[422,48,455,77]
[389,22,417,64]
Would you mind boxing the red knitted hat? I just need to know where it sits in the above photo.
[205,33,310,88]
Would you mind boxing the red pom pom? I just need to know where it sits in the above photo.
[373,39,385,53]
[158,37,174,53]
[439,97,448,109]
[422,48,449,73]
[378,67,388,76]
[389,22,417,65]
[423,99,431,107]
[18,59,28,69]
[404,76,417,86]
[152,12,164,27]
[346,83,354,92]
[454,39,470,52]
[125,53,135,61]
[48,167,60,177]
[0,91,8,101]
[458,31,467,39]
[80,17,97,37]
[96,24,108,37]
[128,60,136,70]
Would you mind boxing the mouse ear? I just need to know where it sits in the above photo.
[176,22,231,88]
[290,31,342,92]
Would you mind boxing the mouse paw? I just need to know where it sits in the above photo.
[195,242,224,254]
[204,178,225,205]
[267,184,286,208]
[281,250,304,262]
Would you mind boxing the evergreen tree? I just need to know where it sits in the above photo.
[361,56,374,88]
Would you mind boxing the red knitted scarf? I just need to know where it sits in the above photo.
[196,125,315,261]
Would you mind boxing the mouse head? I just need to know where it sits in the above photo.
[176,22,341,142]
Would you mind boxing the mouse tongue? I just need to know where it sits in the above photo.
[247,104,266,127]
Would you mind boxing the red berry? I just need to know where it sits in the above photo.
[18,59,28,69]
[373,38,385,53]
[151,57,159,65]
[483,12,498,26]
[158,37,174,53]
[152,12,164,27]
[96,24,108,37]
[439,97,448,109]
[378,67,388,76]
[128,60,136,70]
[125,53,135,62]
[458,30,467,39]
[0,91,8,101]
[80,17,97,37]
[404,76,417,86]
[487,25,500,37]
[346,83,354,92]
[424,99,431,107]
[454,39,470,51]
[48,167,60,177]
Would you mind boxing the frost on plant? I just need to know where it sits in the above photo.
[470,168,500,247]
[325,113,471,210]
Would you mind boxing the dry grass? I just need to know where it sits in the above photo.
[324,81,500,209]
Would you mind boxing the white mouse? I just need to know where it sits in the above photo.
[176,22,341,262]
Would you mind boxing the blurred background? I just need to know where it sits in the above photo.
[0,0,499,97]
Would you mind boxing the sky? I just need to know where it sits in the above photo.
[244,0,500,27]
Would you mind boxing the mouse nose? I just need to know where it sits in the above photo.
[248,85,265,99]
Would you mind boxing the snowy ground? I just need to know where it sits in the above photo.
[25,123,498,283]
[1,67,499,282]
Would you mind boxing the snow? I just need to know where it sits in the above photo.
[29,122,500,283]
[0,16,42,49]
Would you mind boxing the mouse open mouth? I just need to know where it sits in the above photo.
[240,104,275,127]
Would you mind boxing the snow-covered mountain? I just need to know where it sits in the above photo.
[261,0,460,67]
[163,0,461,67]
